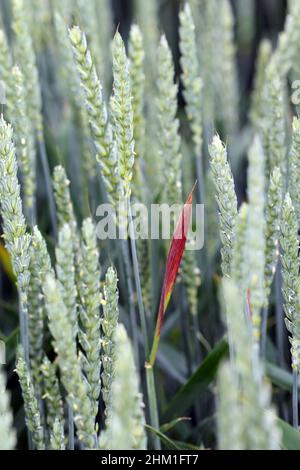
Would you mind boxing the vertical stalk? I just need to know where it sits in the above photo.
[68,407,74,450]
[196,155,205,208]
[196,151,215,338]
[121,240,140,370]
[37,137,58,238]
[145,365,161,450]
[127,203,161,449]
[128,203,149,358]
[27,205,36,229]
[261,306,268,358]
[179,286,192,376]
[293,370,299,430]
[275,263,285,367]
[192,314,203,364]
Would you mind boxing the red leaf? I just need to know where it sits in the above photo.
[149,182,197,367]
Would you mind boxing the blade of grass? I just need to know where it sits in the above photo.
[145,424,181,450]
[163,338,228,420]
[160,417,191,434]
[277,418,300,450]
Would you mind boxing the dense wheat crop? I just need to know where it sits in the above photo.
[0,0,300,451]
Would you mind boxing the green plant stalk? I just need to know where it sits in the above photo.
[111,30,157,446]
[68,408,74,450]
[121,240,140,370]
[179,286,193,377]
[261,306,268,358]
[128,212,161,450]
[37,137,58,238]
[276,260,286,368]
[128,202,160,450]
[128,202,149,357]
[145,365,161,450]
[293,370,299,429]
[149,334,160,369]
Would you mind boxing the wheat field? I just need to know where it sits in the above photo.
[0,0,300,451]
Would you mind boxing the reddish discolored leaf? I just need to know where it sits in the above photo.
[149,182,197,367]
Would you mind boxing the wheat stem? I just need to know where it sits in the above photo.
[293,370,299,429]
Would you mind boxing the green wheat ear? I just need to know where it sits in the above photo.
[0,29,13,117]
[179,2,203,160]
[246,136,266,343]
[101,267,119,416]
[43,273,96,449]
[0,116,31,365]
[10,65,36,224]
[217,361,243,450]
[232,202,248,293]
[54,4,98,190]
[69,26,120,208]
[50,418,65,451]
[40,356,64,432]
[129,24,146,173]
[0,367,16,450]
[52,165,82,296]
[100,324,147,450]
[111,31,135,200]
[280,194,300,373]
[260,58,286,179]
[28,227,52,388]
[74,0,112,92]
[12,0,43,140]
[289,117,300,226]
[134,0,159,96]
[156,34,182,205]
[220,279,281,450]
[250,39,272,127]
[54,12,81,103]
[52,165,77,229]
[216,0,239,136]
[264,167,283,303]
[189,0,218,124]
[276,1,300,77]
[15,348,45,450]
[55,223,78,338]
[209,134,238,278]
[78,217,102,419]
